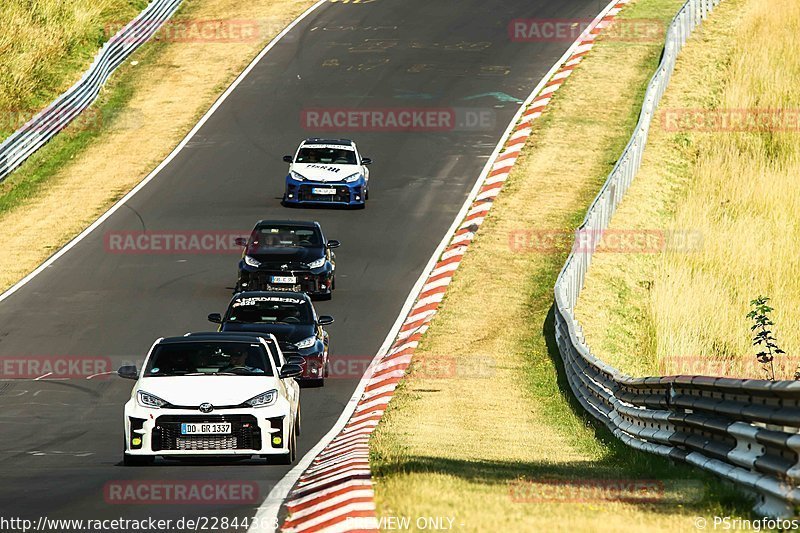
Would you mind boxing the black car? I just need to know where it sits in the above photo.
[208,291,333,385]
[234,220,339,299]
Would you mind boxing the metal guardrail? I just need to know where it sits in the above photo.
[553,0,800,517]
[0,0,184,183]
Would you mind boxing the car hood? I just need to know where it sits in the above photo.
[291,163,362,183]
[137,376,278,406]
[221,322,315,344]
[245,245,324,265]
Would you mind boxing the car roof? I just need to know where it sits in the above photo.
[160,333,271,345]
[302,138,354,146]
[230,290,310,301]
[254,220,319,229]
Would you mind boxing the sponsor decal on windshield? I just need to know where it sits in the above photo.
[302,144,355,150]
[306,164,342,172]
[232,297,305,307]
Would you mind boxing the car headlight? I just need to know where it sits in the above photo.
[244,255,261,268]
[290,171,307,182]
[343,173,362,183]
[306,257,326,269]
[137,391,168,409]
[295,336,317,349]
[245,390,277,408]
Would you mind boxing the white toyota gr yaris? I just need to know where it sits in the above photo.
[119,332,302,466]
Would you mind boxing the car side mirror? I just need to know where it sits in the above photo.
[361,158,372,166]
[234,237,248,247]
[283,155,293,163]
[279,364,303,379]
[285,356,305,366]
[118,365,139,380]
[327,240,340,249]
[318,315,334,326]
[207,313,222,324]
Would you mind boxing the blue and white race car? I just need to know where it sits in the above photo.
[282,139,371,208]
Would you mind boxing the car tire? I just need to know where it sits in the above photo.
[295,406,301,437]
[123,453,154,466]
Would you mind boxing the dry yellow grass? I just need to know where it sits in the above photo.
[576,0,800,379]
[371,1,748,530]
[0,0,145,130]
[0,0,317,292]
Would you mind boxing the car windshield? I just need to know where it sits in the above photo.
[228,296,312,324]
[296,147,357,165]
[248,225,322,250]
[144,342,273,376]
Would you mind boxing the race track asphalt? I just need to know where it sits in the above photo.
[0,0,603,529]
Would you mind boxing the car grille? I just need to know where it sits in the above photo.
[298,185,351,203]
[176,436,238,450]
[152,415,260,451]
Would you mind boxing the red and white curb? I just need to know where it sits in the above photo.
[280,2,630,531]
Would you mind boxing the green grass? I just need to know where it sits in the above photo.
[0,0,149,139]
[368,1,753,530]
[575,0,800,380]
[0,0,192,215]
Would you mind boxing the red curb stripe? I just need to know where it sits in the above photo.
[284,497,375,529]
[287,509,377,532]
[299,460,371,485]
[287,484,372,513]
[363,375,402,393]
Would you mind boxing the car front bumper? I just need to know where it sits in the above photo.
[283,177,366,206]
[123,401,293,457]
[237,264,333,296]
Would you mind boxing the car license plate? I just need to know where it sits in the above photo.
[271,275,297,284]
[312,187,336,195]
[181,423,231,435]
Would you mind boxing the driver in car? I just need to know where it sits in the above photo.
[221,349,265,373]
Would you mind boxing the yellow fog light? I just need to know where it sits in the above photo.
[132,437,142,446]
[272,436,282,446]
